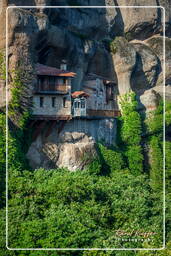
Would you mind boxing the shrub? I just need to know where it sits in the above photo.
[119,92,143,175]
[97,143,125,172]
[149,136,163,191]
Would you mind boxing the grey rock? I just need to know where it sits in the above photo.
[26,118,117,170]
[119,0,163,40]
[111,37,136,95]
[137,89,160,113]
[145,36,171,87]
[131,42,160,93]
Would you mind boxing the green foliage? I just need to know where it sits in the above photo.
[166,101,171,127]
[7,168,162,249]
[124,32,133,41]
[9,69,31,128]
[86,158,102,175]
[0,46,167,252]
[119,92,143,175]
[0,113,6,207]
[97,143,125,172]
[146,101,171,135]
[121,111,142,145]
[110,37,130,55]
[126,145,143,176]
[166,141,171,186]
[0,110,30,204]
[146,101,163,134]
[146,101,171,191]
[149,136,163,191]
[110,40,118,54]
[0,50,6,80]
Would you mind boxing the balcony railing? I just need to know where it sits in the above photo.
[35,84,68,94]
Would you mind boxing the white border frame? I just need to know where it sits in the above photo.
[6,5,166,251]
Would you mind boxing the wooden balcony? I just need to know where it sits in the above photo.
[87,109,121,118]
[35,84,68,94]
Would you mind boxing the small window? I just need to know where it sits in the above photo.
[63,78,66,85]
[74,101,80,109]
[81,99,85,108]
[40,97,44,107]
[52,97,56,107]
[63,97,67,108]
[74,101,78,109]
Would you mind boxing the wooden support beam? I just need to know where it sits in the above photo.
[57,121,66,135]
[45,121,57,138]
[31,115,72,121]
[32,121,47,141]
[28,120,37,129]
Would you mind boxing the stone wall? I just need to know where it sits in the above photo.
[32,94,71,116]
[83,79,118,110]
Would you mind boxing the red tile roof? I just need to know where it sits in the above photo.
[71,91,90,98]
[35,63,76,77]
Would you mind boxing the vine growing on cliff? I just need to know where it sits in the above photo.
[119,92,144,175]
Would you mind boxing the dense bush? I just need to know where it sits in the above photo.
[7,168,162,250]
[149,135,163,191]
[146,101,171,191]
[119,92,143,175]
[97,144,125,173]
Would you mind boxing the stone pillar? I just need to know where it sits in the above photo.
[111,37,136,95]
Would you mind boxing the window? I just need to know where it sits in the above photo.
[74,100,80,109]
[74,101,78,109]
[63,97,67,108]
[52,97,56,107]
[63,78,66,85]
[106,85,114,102]
[81,99,85,108]
[40,97,44,107]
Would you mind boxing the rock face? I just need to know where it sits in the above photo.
[26,118,117,170]
[1,0,171,170]
[131,43,160,92]
[138,89,161,113]
[27,132,97,171]
[111,37,136,95]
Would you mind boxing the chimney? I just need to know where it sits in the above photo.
[60,60,67,71]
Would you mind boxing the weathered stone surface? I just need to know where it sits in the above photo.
[137,89,161,112]
[111,37,136,95]
[154,85,171,101]
[27,132,97,171]
[145,36,171,87]
[26,135,43,169]
[131,42,160,93]
[26,118,117,170]
[119,0,163,40]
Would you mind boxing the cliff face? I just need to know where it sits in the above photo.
[1,0,171,170]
